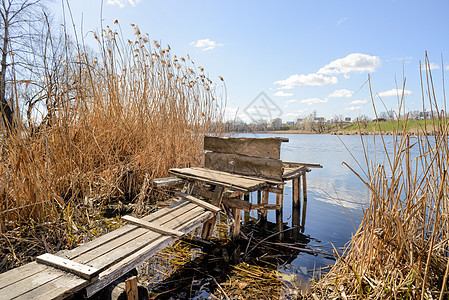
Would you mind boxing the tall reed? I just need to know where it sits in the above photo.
[0,22,223,227]
[314,55,449,299]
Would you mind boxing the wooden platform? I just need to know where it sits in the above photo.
[0,198,217,300]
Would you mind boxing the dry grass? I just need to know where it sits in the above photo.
[0,21,223,256]
[313,55,449,299]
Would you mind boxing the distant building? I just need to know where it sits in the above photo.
[419,111,431,119]
[270,118,282,130]
[344,117,351,122]
[284,121,295,126]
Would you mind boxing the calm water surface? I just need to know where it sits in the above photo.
[236,133,397,279]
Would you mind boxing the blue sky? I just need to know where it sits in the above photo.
[50,0,449,122]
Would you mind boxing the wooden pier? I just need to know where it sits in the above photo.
[0,136,321,299]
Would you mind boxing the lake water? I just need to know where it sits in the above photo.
[235,133,397,281]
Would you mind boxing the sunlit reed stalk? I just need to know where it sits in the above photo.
[314,53,449,299]
[0,21,224,229]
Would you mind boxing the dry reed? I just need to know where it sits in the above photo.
[313,54,449,299]
[0,20,223,268]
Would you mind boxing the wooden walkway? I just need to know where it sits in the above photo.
[0,197,218,300]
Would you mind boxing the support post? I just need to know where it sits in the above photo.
[201,186,224,240]
[125,276,138,300]
[261,189,269,230]
[301,173,308,232]
[231,207,242,239]
[276,184,284,241]
[243,193,250,224]
[292,177,301,241]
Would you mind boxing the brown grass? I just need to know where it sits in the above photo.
[0,22,223,232]
[312,55,449,299]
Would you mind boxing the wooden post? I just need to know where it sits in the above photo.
[276,185,284,241]
[302,172,307,202]
[243,193,250,224]
[292,177,301,241]
[232,207,242,239]
[201,186,224,240]
[125,276,138,300]
[261,190,269,230]
[301,173,308,232]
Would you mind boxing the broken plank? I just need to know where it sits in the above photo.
[283,161,323,168]
[175,191,221,213]
[122,215,184,237]
[152,177,184,187]
[222,197,252,212]
[204,136,286,159]
[204,152,284,181]
[36,253,100,280]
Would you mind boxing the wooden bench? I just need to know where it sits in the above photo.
[163,136,322,238]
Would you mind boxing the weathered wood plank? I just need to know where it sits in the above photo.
[65,199,188,259]
[250,204,280,210]
[175,192,221,213]
[222,197,252,212]
[77,204,203,268]
[283,161,323,168]
[283,166,309,180]
[13,272,89,300]
[36,253,100,280]
[152,177,184,187]
[204,152,284,181]
[85,210,214,297]
[204,136,287,159]
[122,215,184,237]
[169,167,271,192]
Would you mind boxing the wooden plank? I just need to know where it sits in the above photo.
[65,199,189,259]
[191,185,242,200]
[125,276,138,300]
[36,253,100,280]
[204,152,284,181]
[78,204,203,268]
[190,167,283,185]
[283,166,308,180]
[283,161,323,168]
[152,177,184,187]
[13,272,89,300]
[85,210,214,297]
[175,192,221,213]
[122,215,184,237]
[0,261,48,289]
[250,204,280,210]
[204,136,286,159]
[222,197,251,212]
[171,167,265,187]
[0,201,192,300]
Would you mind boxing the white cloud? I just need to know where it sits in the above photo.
[274,91,294,97]
[275,73,338,89]
[328,89,354,98]
[299,98,328,105]
[446,66,449,70]
[349,99,368,105]
[428,62,440,70]
[107,0,141,8]
[318,53,381,76]
[346,106,362,111]
[337,17,348,25]
[190,39,223,51]
[377,89,413,97]
[283,99,298,108]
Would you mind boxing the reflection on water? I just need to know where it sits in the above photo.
[235,133,400,278]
